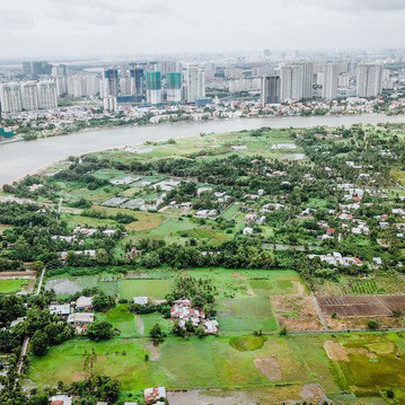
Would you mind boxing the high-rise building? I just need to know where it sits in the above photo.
[158,61,179,77]
[166,72,182,104]
[22,61,52,76]
[186,65,205,103]
[356,64,383,98]
[0,83,23,114]
[322,64,338,100]
[119,72,131,96]
[261,76,281,106]
[224,68,244,79]
[145,71,162,105]
[103,68,119,96]
[103,95,118,112]
[37,81,58,109]
[129,68,144,96]
[21,81,39,111]
[67,73,99,97]
[22,62,32,76]
[280,62,313,102]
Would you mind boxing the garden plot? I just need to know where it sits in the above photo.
[109,176,140,185]
[102,197,128,207]
[271,143,297,150]
[317,296,400,318]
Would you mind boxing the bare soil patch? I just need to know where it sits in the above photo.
[254,357,282,381]
[167,389,255,405]
[324,341,349,362]
[135,316,144,335]
[300,383,331,404]
[146,343,160,361]
[271,295,323,331]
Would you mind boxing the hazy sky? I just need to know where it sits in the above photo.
[1,0,405,59]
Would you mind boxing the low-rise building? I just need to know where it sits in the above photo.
[49,304,71,316]
[144,387,166,404]
[76,296,93,310]
[133,296,148,306]
[49,395,73,405]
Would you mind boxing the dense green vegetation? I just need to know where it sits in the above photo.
[2,124,405,403]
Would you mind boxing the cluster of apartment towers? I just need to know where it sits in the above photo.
[261,62,387,106]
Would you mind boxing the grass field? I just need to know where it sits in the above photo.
[30,332,405,396]
[119,279,172,301]
[0,279,28,294]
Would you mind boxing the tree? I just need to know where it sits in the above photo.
[367,320,379,330]
[149,323,166,346]
[87,321,114,341]
[92,293,115,312]
[31,330,49,356]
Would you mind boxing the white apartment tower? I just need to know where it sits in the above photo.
[356,64,383,98]
[186,65,205,103]
[21,81,39,111]
[37,81,58,109]
[0,83,23,114]
[322,64,338,100]
[280,62,313,102]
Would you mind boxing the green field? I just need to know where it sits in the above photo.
[119,279,172,301]
[29,332,405,397]
[0,279,28,294]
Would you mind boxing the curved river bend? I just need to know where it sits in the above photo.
[1,114,405,186]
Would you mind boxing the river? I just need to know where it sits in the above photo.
[1,113,405,186]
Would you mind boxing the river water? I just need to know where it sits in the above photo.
[1,114,405,186]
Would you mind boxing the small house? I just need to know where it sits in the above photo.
[133,297,148,306]
[76,296,93,310]
[144,387,166,405]
[49,304,71,317]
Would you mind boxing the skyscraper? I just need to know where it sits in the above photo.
[280,62,313,102]
[129,68,144,95]
[103,68,119,96]
[260,76,281,106]
[37,81,58,109]
[21,81,39,111]
[166,72,182,104]
[356,64,383,98]
[186,65,205,103]
[322,64,338,100]
[0,83,23,114]
[145,71,162,105]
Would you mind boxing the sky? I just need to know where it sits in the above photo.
[1,0,405,59]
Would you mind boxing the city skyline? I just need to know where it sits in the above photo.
[2,0,405,59]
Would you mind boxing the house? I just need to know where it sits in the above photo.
[49,395,72,405]
[67,312,94,326]
[76,296,93,310]
[243,227,253,235]
[170,299,218,334]
[10,317,26,328]
[133,297,148,306]
[144,387,166,404]
[49,304,71,316]
[245,213,257,223]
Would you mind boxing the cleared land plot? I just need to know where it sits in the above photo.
[271,295,323,331]
[317,295,405,318]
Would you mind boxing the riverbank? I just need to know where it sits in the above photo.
[1,113,405,187]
